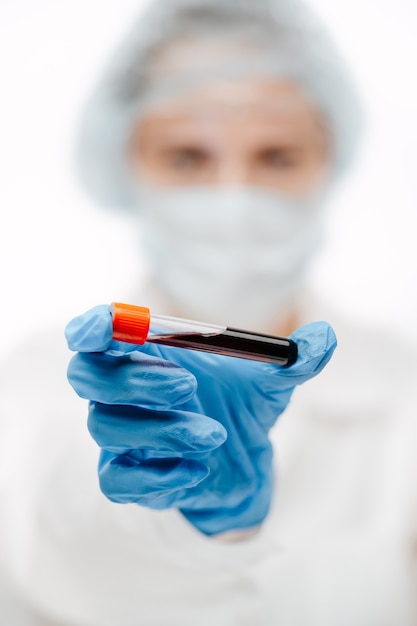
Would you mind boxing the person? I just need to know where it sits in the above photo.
[1,0,417,625]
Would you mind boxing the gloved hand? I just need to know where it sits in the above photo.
[65,305,336,536]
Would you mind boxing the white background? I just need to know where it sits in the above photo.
[0,0,416,358]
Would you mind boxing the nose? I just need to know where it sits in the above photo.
[215,157,253,186]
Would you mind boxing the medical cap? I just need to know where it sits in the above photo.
[75,0,363,210]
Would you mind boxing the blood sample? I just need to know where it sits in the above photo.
[111,302,297,366]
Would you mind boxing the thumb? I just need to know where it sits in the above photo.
[256,321,337,396]
[224,321,336,430]
[247,321,337,423]
[284,321,337,384]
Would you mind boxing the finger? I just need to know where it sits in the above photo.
[65,304,113,352]
[252,321,337,392]
[98,451,209,506]
[283,321,337,383]
[67,349,198,409]
[88,402,227,454]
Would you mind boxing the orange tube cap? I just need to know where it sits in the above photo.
[111,302,151,345]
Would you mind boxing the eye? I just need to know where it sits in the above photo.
[257,147,301,169]
[165,147,210,170]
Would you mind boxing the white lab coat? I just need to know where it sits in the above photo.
[1,300,417,626]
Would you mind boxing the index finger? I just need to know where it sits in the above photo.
[65,304,113,352]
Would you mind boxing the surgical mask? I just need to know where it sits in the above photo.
[137,186,323,329]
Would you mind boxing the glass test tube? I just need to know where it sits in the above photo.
[111,302,297,366]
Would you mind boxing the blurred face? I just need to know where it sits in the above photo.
[129,78,331,195]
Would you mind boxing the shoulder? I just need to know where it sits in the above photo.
[297,297,417,420]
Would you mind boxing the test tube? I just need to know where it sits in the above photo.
[111,302,297,366]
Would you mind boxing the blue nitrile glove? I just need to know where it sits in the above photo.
[65,305,336,536]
